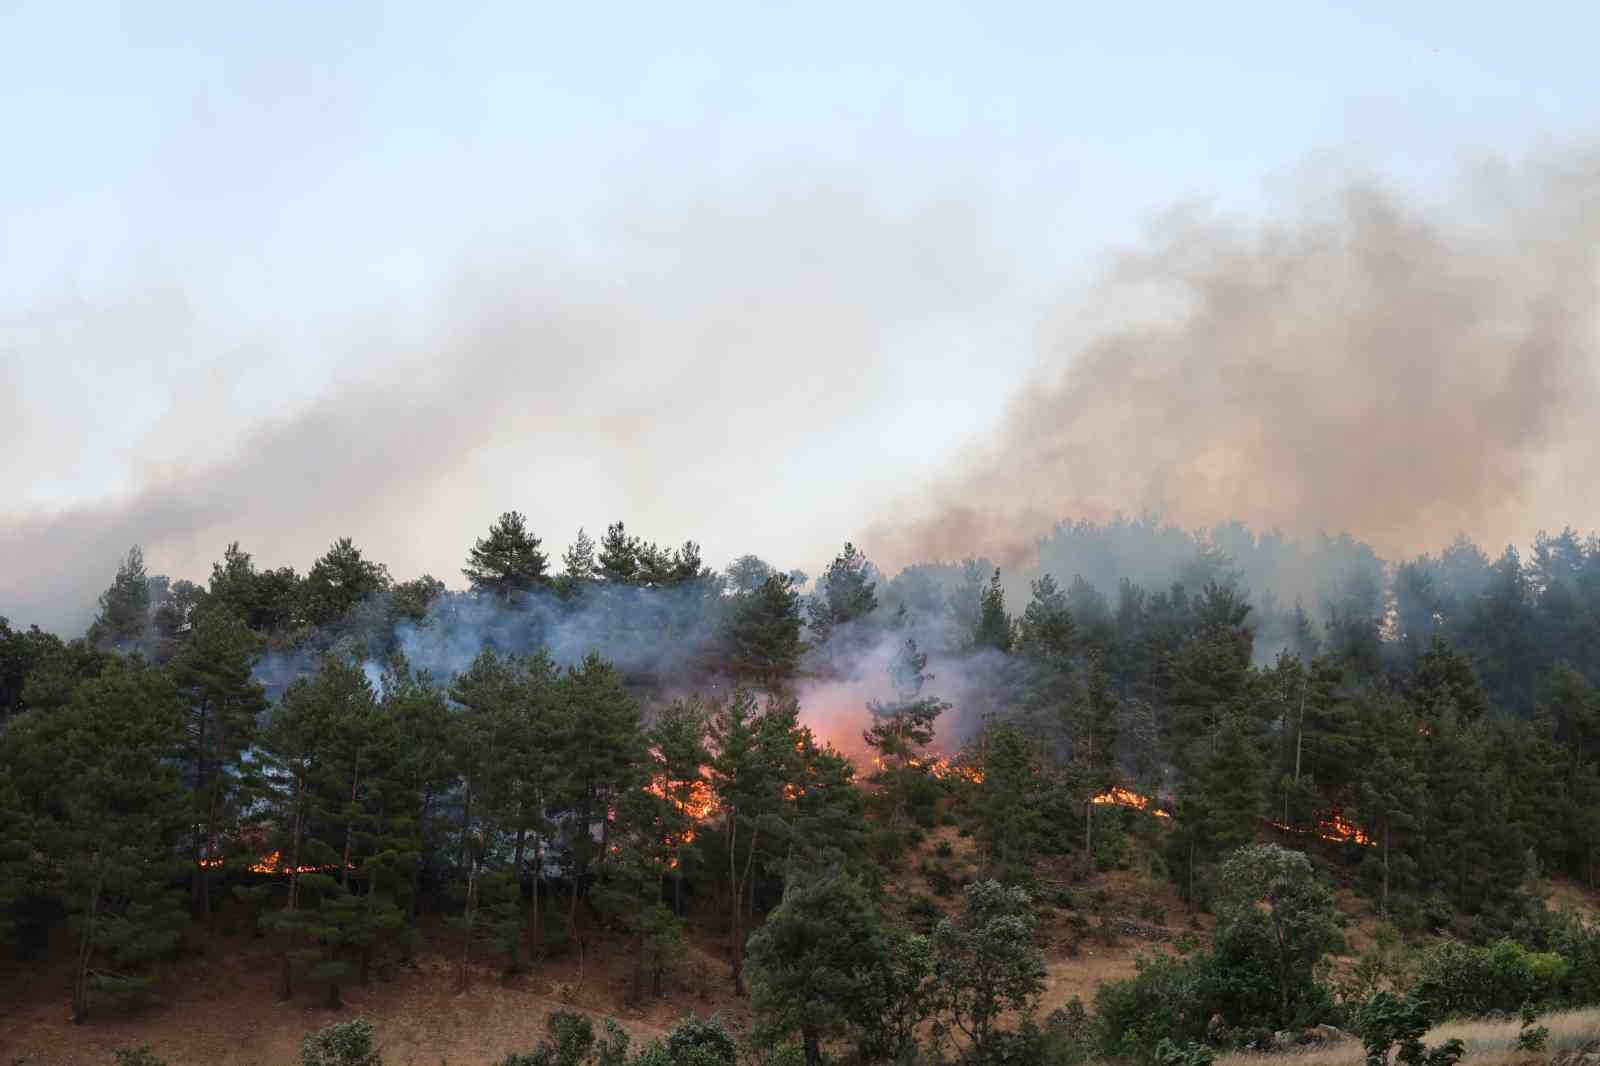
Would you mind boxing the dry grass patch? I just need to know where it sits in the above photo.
[1216,1007,1600,1066]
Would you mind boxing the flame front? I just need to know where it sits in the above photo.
[1268,807,1375,848]
[1092,786,1172,819]
[645,772,719,869]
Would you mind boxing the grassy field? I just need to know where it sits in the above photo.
[1217,1007,1600,1066]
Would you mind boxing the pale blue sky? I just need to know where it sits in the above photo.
[4,2,1599,631]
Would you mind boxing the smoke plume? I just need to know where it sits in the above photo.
[867,149,1600,572]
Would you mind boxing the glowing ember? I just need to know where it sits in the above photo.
[1268,807,1375,848]
[196,856,224,869]
[1092,787,1172,819]
[246,850,343,875]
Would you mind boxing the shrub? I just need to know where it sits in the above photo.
[1413,938,1569,1017]
[1154,1039,1214,1066]
[935,840,954,859]
[907,893,941,934]
[113,1049,167,1066]
[1515,1003,1549,1054]
[498,1011,594,1066]
[1352,992,1464,1066]
[302,1017,382,1066]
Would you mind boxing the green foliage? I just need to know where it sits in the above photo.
[929,880,1047,1064]
[463,511,549,603]
[1515,1003,1549,1054]
[113,1047,168,1066]
[302,1016,383,1066]
[498,1011,595,1066]
[1352,992,1464,1066]
[632,1015,739,1066]
[1216,844,1342,1026]
[747,868,887,1063]
[1412,938,1570,1017]
[1154,1038,1215,1066]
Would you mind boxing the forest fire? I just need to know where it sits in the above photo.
[868,753,984,784]
[245,851,344,875]
[645,774,719,868]
[1268,807,1376,848]
[1092,786,1172,819]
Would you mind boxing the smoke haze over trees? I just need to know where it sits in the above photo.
[8,146,1600,640]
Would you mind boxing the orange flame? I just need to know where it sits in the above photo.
[1092,787,1172,819]
[1268,807,1375,848]
[870,753,984,784]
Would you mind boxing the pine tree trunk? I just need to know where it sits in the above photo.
[528,832,543,959]
[803,1024,821,1066]
[1084,798,1093,879]
[191,697,210,918]
[341,751,362,888]
[458,865,477,993]
[72,860,103,1023]
[1381,816,1391,911]
[727,811,743,993]
[458,782,472,868]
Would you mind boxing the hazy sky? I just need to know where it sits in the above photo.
[5,2,1600,634]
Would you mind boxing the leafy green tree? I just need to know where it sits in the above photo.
[746,867,888,1066]
[1216,844,1341,1027]
[930,880,1046,1065]
[464,511,551,603]
[632,1014,738,1066]
[858,927,937,1063]
[301,1016,383,1066]
[725,554,776,595]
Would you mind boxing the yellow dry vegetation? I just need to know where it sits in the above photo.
[1217,1007,1600,1066]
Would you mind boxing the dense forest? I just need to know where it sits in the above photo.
[2,512,1599,1065]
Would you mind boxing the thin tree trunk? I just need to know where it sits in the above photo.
[72,859,103,1023]
[803,1024,821,1066]
[341,750,362,888]
[1084,798,1093,879]
[458,862,478,993]
[191,698,210,917]
[528,831,543,959]
[457,782,472,868]
[1381,816,1391,911]
[726,809,742,993]
[280,765,307,1002]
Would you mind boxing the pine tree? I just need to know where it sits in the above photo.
[51,660,190,1021]
[301,538,391,628]
[167,607,267,921]
[557,528,598,600]
[708,689,798,994]
[463,511,550,604]
[551,654,647,969]
[724,572,806,689]
[89,546,152,649]
[974,568,1013,652]
[977,723,1042,880]
[808,543,879,648]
